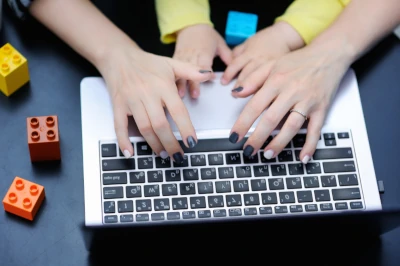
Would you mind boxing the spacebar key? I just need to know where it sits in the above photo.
[323,161,355,173]
[102,159,136,171]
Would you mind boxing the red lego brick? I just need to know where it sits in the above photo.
[27,115,61,162]
[2,176,45,221]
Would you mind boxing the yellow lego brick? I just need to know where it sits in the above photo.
[0,43,30,97]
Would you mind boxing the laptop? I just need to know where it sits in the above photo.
[80,69,400,241]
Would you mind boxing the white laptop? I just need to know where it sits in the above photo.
[80,69,382,227]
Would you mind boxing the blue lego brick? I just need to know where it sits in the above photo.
[225,11,258,46]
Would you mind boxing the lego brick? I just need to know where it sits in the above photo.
[2,176,45,221]
[0,43,30,97]
[27,115,61,162]
[225,11,258,46]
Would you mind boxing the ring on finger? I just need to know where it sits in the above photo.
[289,109,308,121]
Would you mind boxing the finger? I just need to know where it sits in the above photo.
[216,36,233,65]
[176,79,187,98]
[236,59,264,85]
[300,110,326,164]
[221,53,251,85]
[188,80,201,98]
[113,105,134,158]
[232,61,274,98]
[130,100,166,157]
[233,43,245,57]
[189,52,215,98]
[168,58,213,82]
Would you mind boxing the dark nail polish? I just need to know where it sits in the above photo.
[232,86,243,92]
[199,69,212,73]
[229,132,239,143]
[243,145,254,157]
[187,136,197,148]
[173,152,184,164]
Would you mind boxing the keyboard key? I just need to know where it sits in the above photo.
[136,214,149,222]
[104,215,118,223]
[201,168,217,180]
[208,153,224,165]
[172,197,188,209]
[286,177,302,189]
[261,192,278,205]
[165,170,181,182]
[338,132,349,139]
[198,182,214,194]
[303,176,319,188]
[102,159,135,171]
[233,180,249,192]
[244,153,259,164]
[173,155,189,167]
[323,161,356,173]
[244,207,257,215]
[338,174,358,186]
[136,142,152,155]
[103,187,123,199]
[274,206,288,213]
[325,139,336,146]
[120,214,133,222]
[154,198,170,211]
[288,163,304,175]
[251,179,267,191]
[216,181,231,193]
[253,165,269,177]
[101,144,117,157]
[182,211,196,219]
[293,134,306,148]
[260,152,276,163]
[270,164,286,176]
[278,150,293,162]
[118,200,133,212]
[314,190,331,201]
[321,175,337,187]
[290,205,303,213]
[335,202,348,210]
[136,199,152,212]
[243,193,260,205]
[226,194,242,206]
[180,183,196,195]
[103,172,127,185]
[144,185,160,197]
[305,204,318,212]
[183,169,199,180]
[297,191,313,203]
[268,178,284,190]
[259,207,273,214]
[130,171,145,183]
[162,184,178,196]
[167,212,180,220]
[332,188,361,200]
[190,155,206,166]
[305,162,321,174]
[218,167,234,179]
[229,208,242,216]
[147,170,163,183]
[126,185,142,198]
[213,209,227,217]
[190,196,206,209]
[323,133,335,140]
[279,192,295,204]
[226,153,241,164]
[236,166,251,178]
[313,148,353,160]
[198,210,212,218]
[320,203,333,211]
[208,196,224,208]
[155,157,171,168]
[151,213,165,221]
[104,201,115,213]
[138,157,153,169]
[294,150,301,161]
[350,201,363,209]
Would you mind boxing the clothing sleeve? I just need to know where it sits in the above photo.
[275,0,351,44]
[155,0,213,44]
[6,0,34,19]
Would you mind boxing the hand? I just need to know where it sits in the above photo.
[173,24,232,98]
[97,41,213,162]
[228,42,353,163]
[221,21,305,94]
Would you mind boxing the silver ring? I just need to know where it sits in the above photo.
[290,109,308,121]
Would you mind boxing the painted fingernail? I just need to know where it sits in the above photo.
[173,152,184,164]
[302,155,310,164]
[160,150,169,159]
[232,86,243,92]
[123,149,131,158]
[243,145,254,157]
[229,132,239,143]
[199,70,212,73]
[263,149,274,159]
[187,136,197,148]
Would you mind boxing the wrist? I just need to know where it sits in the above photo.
[273,21,305,51]
[176,23,213,37]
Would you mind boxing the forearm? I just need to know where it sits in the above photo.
[29,0,138,68]
[310,0,400,62]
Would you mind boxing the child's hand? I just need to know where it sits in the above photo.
[173,24,232,98]
[97,42,213,162]
[221,21,305,94]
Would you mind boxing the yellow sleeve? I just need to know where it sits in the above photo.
[155,0,213,44]
[275,0,351,44]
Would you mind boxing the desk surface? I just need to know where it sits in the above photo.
[1,1,400,265]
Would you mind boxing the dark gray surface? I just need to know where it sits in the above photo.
[0,1,400,265]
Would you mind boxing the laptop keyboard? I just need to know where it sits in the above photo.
[99,130,364,224]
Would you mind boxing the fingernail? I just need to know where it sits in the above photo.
[160,150,169,159]
[263,149,274,159]
[302,155,310,164]
[243,145,254,157]
[173,152,184,164]
[123,149,131,158]
[199,70,212,73]
[229,132,239,143]
[187,136,197,148]
[221,78,227,84]
[232,86,243,92]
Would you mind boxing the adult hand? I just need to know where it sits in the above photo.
[173,24,232,98]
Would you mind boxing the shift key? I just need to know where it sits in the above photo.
[323,161,355,173]
[332,188,361,200]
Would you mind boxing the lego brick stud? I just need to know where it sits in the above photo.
[225,11,258,46]
[2,177,45,221]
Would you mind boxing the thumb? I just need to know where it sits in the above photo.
[216,37,233,65]
[168,58,213,82]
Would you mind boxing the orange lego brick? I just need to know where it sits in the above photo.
[2,177,45,221]
[27,115,61,162]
